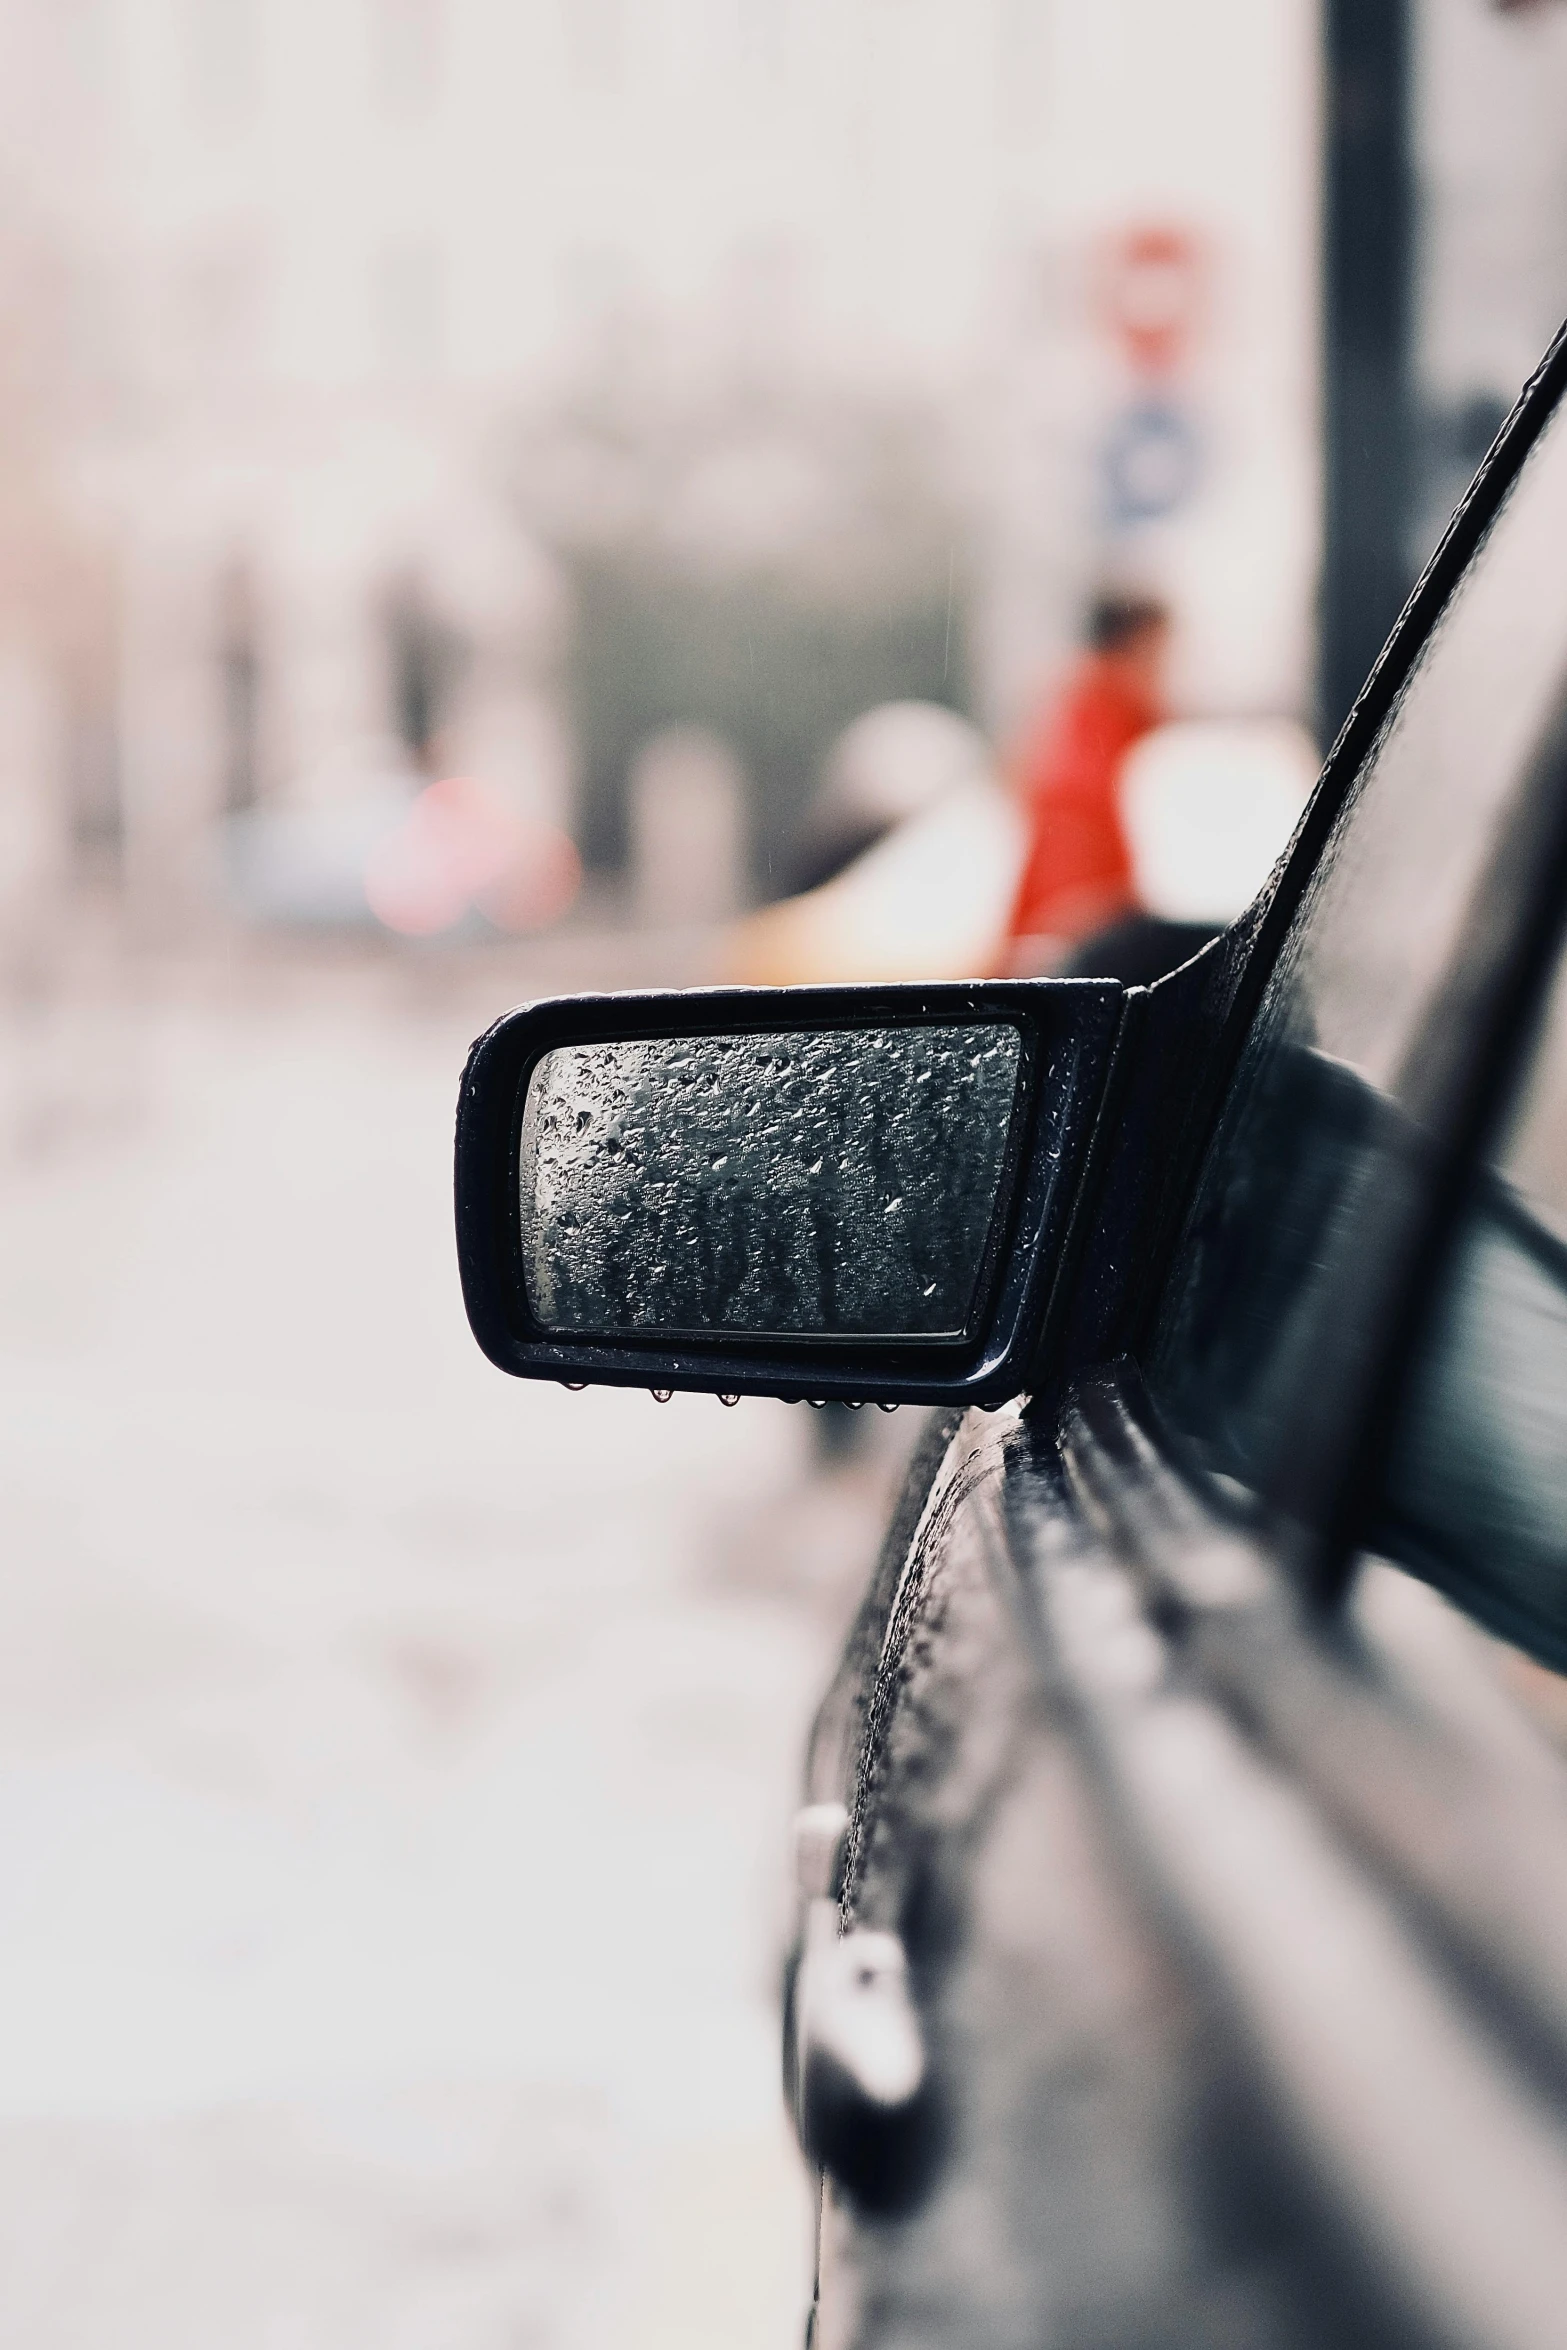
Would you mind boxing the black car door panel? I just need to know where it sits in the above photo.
[817,1387,1567,2350]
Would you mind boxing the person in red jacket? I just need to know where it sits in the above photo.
[1003,591,1170,974]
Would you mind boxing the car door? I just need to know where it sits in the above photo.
[804,323,1567,2350]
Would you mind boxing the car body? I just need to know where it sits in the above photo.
[456,321,1567,2348]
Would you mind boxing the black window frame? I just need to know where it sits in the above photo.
[1135,317,1567,1611]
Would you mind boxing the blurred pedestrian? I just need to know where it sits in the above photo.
[1002,591,1171,975]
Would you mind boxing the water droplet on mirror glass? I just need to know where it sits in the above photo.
[521,1022,1022,1346]
[563,1380,586,1391]
[651,1388,672,1403]
[877,1401,900,1413]
[718,1392,739,1407]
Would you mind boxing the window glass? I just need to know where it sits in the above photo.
[1376,948,1567,1672]
[1150,389,1567,1491]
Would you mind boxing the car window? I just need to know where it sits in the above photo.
[1150,387,1567,1499]
[1375,948,1567,1675]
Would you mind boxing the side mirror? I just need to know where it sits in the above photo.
[454,981,1121,1406]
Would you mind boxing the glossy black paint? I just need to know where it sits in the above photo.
[455,979,1121,1406]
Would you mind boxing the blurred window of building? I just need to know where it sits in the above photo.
[66,681,122,871]
[371,0,445,118]
[565,0,625,92]
[184,0,260,127]
[371,239,446,379]
[218,562,262,815]
[384,579,466,765]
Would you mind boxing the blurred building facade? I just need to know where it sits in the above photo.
[0,0,1558,937]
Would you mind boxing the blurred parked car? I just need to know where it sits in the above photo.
[225,746,579,940]
[723,700,1019,986]
[789,702,998,896]
[454,324,1567,2346]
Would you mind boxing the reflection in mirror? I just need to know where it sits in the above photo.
[518,1023,1024,1340]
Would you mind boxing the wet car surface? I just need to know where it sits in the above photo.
[457,322,1567,2347]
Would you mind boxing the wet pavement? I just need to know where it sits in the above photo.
[0,931,909,2348]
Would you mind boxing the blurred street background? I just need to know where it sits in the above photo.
[0,928,902,2348]
[0,0,1566,2341]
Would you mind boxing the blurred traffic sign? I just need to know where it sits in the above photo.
[1098,225,1206,377]
[1100,397,1202,526]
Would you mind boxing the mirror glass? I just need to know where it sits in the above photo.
[518,1023,1025,1341]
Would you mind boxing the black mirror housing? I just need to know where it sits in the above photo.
[454,980,1122,1407]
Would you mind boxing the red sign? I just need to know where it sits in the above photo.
[1098,225,1206,376]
